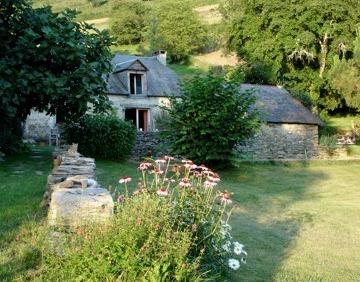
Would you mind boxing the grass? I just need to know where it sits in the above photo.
[0,146,52,281]
[326,115,360,134]
[1,147,360,281]
[168,63,208,80]
[33,0,221,22]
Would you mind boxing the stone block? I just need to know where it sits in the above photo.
[48,188,114,227]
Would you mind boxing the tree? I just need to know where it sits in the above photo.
[221,0,360,112]
[110,0,149,45]
[148,2,207,64]
[163,75,259,165]
[0,0,113,153]
[329,28,360,111]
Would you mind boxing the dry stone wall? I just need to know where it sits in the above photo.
[44,145,113,228]
[236,123,320,160]
[132,132,171,159]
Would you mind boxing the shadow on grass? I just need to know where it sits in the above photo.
[219,161,328,281]
[0,146,52,281]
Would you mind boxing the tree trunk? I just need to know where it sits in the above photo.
[319,32,329,78]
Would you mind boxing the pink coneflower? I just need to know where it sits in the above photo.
[202,170,214,176]
[204,180,217,188]
[219,190,232,205]
[156,188,169,197]
[179,178,191,188]
[208,173,220,182]
[199,164,209,171]
[155,159,166,164]
[182,159,193,164]
[138,162,152,171]
[164,156,174,161]
[119,176,132,184]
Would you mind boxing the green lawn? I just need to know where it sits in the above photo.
[1,148,360,281]
[328,115,360,133]
[0,147,52,281]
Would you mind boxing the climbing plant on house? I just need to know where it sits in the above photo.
[0,0,113,153]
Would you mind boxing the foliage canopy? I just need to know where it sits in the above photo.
[110,0,149,45]
[221,0,360,112]
[149,2,208,64]
[0,0,113,152]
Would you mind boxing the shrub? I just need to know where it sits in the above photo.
[39,157,247,280]
[63,114,136,160]
[163,75,260,165]
[319,135,338,153]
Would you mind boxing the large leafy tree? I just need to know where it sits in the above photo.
[221,0,360,111]
[164,75,259,165]
[0,0,113,152]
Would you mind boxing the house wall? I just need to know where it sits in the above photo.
[236,123,319,160]
[23,110,56,141]
[108,95,171,131]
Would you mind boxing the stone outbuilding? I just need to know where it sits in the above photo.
[236,84,323,160]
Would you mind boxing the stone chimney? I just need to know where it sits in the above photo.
[153,50,167,66]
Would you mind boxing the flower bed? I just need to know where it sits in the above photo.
[40,157,247,280]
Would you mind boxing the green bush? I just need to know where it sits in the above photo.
[63,114,136,160]
[163,75,260,165]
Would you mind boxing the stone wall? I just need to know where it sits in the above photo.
[236,123,319,160]
[44,145,113,227]
[23,110,56,141]
[132,132,170,159]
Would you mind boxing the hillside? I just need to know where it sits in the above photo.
[32,0,237,78]
[33,0,221,21]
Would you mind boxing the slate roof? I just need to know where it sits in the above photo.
[106,54,181,97]
[240,84,323,125]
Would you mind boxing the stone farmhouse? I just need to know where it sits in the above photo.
[23,51,324,160]
[23,51,179,140]
[105,51,180,131]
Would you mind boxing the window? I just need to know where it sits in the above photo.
[129,73,143,95]
[125,108,149,131]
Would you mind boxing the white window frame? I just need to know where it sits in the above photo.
[128,72,146,95]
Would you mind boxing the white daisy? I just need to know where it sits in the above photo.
[222,241,231,252]
[228,258,240,270]
[233,242,244,255]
